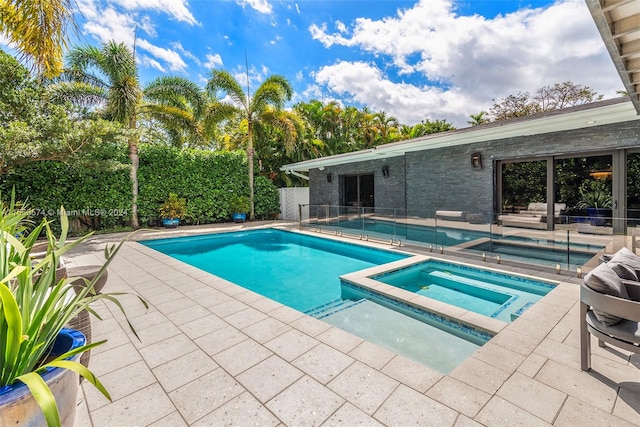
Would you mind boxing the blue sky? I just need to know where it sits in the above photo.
[17,1,629,126]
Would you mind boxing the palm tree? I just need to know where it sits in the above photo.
[372,111,399,145]
[468,111,488,126]
[54,41,143,227]
[206,70,293,220]
[0,0,75,77]
[142,76,209,148]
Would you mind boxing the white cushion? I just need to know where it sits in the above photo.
[584,262,629,326]
[608,247,640,281]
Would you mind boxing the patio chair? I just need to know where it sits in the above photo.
[580,256,640,371]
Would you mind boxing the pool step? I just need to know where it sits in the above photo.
[305,298,365,319]
[510,302,535,321]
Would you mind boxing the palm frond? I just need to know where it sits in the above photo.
[0,0,76,77]
[45,81,107,107]
[206,69,247,110]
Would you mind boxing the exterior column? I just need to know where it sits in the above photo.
[546,157,555,231]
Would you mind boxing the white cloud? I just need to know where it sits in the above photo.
[138,54,165,72]
[75,1,193,74]
[308,0,620,126]
[172,41,200,64]
[335,20,347,34]
[237,0,272,14]
[315,61,464,124]
[80,6,137,45]
[204,53,224,69]
[110,0,199,25]
[137,39,187,72]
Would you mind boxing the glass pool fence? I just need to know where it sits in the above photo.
[297,204,635,273]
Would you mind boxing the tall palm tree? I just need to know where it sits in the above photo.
[142,76,209,148]
[206,70,293,220]
[0,0,75,77]
[54,41,143,227]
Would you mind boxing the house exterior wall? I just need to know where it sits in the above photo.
[309,156,406,212]
[308,120,640,217]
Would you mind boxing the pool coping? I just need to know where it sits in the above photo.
[339,255,561,337]
[285,227,561,337]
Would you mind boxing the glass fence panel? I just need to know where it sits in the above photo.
[298,205,640,273]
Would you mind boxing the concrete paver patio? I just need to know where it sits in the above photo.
[69,223,640,426]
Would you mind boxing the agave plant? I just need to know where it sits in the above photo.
[0,198,146,427]
[575,179,613,209]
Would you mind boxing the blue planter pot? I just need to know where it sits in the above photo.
[586,207,608,226]
[162,218,180,228]
[0,328,85,426]
[233,213,246,223]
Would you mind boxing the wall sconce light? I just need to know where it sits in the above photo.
[471,153,482,169]
[326,173,332,183]
[382,165,390,177]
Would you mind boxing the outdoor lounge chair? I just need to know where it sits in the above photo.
[580,249,640,371]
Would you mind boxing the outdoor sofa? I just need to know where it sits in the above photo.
[580,247,640,371]
[498,202,566,229]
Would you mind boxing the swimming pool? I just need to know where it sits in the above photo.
[335,219,486,247]
[468,241,595,269]
[371,259,556,322]
[322,218,602,268]
[141,229,490,372]
[142,229,405,312]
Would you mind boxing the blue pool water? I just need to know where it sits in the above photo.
[141,229,491,372]
[142,229,406,312]
[373,260,556,322]
[336,219,486,247]
[468,241,595,269]
[327,219,602,267]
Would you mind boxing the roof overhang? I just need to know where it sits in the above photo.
[281,99,639,172]
[586,0,640,113]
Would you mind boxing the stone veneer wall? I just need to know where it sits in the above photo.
[308,120,640,217]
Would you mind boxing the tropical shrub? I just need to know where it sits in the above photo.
[228,194,250,214]
[159,193,187,219]
[0,145,283,230]
[254,176,281,219]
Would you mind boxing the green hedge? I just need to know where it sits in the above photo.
[0,143,281,231]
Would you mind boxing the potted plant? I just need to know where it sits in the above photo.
[576,180,612,226]
[229,194,250,223]
[0,199,145,427]
[159,193,187,228]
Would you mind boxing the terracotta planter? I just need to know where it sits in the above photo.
[0,329,85,426]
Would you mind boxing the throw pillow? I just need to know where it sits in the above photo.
[584,262,629,326]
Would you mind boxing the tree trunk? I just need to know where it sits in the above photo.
[129,117,140,229]
[248,120,255,220]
